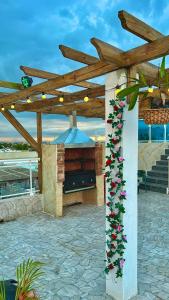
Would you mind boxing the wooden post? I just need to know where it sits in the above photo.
[37,112,42,193]
[105,69,138,299]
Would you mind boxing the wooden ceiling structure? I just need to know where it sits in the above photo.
[1,10,169,192]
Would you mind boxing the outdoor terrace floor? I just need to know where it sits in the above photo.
[0,191,169,299]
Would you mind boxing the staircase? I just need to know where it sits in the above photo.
[140,148,169,194]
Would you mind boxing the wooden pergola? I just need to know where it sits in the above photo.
[0,10,169,192]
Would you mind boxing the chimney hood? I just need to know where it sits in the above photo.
[51,111,95,148]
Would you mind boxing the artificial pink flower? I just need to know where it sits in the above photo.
[117,113,122,119]
[117,123,123,129]
[120,191,126,196]
[118,156,124,162]
[117,225,122,232]
[119,101,125,107]
[116,178,122,184]
[120,259,125,268]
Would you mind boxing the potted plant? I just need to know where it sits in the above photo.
[0,259,44,300]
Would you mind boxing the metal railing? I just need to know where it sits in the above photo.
[0,158,39,199]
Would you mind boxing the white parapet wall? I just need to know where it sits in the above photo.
[0,151,38,160]
[0,194,43,222]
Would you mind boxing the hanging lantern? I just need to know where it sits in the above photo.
[84,96,89,102]
[26,97,32,103]
[21,76,33,88]
[11,104,15,109]
[1,106,5,111]
[148,86,153,93]
[41,92,46,99]
[59,96,64,103]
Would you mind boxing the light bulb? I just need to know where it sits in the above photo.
[59,96,64,103]
[115,87,121,96]
[84,96,89,102]
[1,106,5,111]
[148,87,153,93]
[26,97,32,103]
[11,104,15,109]
[41,92,46,99]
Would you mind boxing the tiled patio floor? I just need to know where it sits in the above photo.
[0,191,169,299]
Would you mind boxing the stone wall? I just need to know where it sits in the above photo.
[138,142,169,171]
[0,194,43,222]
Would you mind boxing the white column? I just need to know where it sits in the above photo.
[105,69,138,300]
[148,125,151,143]
[164,124,167,142]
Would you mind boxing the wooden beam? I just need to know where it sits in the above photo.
[20,66,100,89]
[59,44,159,82]
[118,10,163,42]
[1,110,39,151]
[37,112,42,193]
[1,61,113,105]
[15,85,105,112]
[0,80,23,90]
[91,36,169,66]
[59,45,99,65]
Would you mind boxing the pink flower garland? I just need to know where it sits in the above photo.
[105,97,127,278]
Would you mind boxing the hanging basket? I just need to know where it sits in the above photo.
[139,97,151,119]
[143,109,169,124]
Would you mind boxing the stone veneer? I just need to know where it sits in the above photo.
[0,194,43,222]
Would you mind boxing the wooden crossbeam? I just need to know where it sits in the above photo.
[91,36,169,66]
[59,45,99,65]
[0,61,113,105]
[14,85,105,112]
[20,66,100,89]
[0,80,23,90]
[1,110,39,151]
[118,10,163,42]
[58,44,159,82]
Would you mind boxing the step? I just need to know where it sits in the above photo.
[152,165,168,172]
[165,149,169,155]
[161,154,169,160]
[156,160,168,166]
[147,170,168,178]
[146,176,168,185]
[140,182,167,194]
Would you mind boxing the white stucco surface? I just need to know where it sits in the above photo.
[105,69,138,300]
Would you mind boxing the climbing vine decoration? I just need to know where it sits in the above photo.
[105,96,127,278]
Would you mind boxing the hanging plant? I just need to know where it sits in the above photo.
[116,56,169,110]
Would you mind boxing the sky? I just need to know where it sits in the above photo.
[0,0,169,142]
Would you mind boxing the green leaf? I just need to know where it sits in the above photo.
[160,56,166,79]
[117,84,141,98]
[138,90,149,100]
[138,72,147,86]
[128,90,139,111]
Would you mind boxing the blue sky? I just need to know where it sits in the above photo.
[0,0,168,141]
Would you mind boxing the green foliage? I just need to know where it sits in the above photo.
[0,281,5,300]
[116,56,169,111]
[15,259,44,300]
[128,89,139,111]
[160,56,166,79]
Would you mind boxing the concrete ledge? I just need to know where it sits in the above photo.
[0,194,43,222]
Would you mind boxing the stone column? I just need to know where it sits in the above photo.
[105,69,138,300]
[42,144,65,217]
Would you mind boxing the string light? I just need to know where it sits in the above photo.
[26,97,32,103]
[11,104,15,109]
[115,85,121,96]
[148,86,153,93]
[41,92,46,99]
[84,96,89,102]
[59,96,64,103]
[1,106,5,111]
